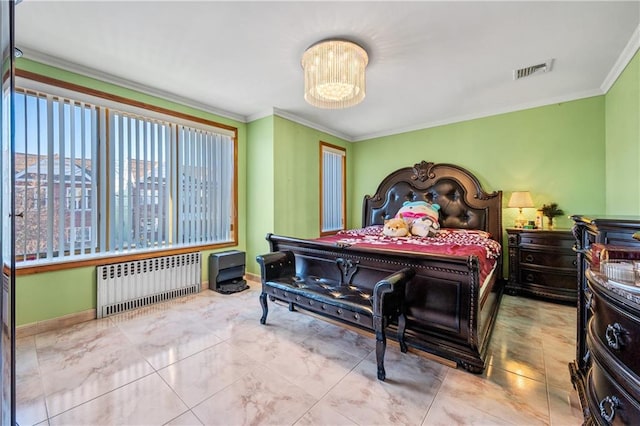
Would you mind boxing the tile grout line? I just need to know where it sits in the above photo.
[16,289,582,426]
[289,346,375,426]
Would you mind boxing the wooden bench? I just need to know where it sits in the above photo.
[256,250,415,381]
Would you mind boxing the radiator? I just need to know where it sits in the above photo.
[96,252,201,318]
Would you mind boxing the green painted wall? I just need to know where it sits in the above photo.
[15,59,247,325]
[351,96,607,241]
[246,116,275,274]
[244,116,350,275]
[16,267,95,323]
[605,49,640,215]
[272,116,351,238]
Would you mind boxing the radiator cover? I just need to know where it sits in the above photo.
[96,252,201,318]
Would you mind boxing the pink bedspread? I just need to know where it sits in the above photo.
[317,226,502,287]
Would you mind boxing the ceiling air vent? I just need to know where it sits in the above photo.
[513,59,554,80]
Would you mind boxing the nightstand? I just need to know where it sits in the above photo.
[506,228,577,304]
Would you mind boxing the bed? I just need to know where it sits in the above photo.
[265,160,503,373]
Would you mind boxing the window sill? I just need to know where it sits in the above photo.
[15,241,237,275]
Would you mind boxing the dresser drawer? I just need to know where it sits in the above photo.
[589,283,640,379]
[520,269,577,290]
[520,250,577,269]
[587,355,640,425]
[518,233,575,249]
[571,216,640,424]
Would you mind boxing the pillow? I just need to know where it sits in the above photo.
[337,225,384,237]
[437,228,492,239]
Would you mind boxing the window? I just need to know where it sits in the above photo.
[66,187,90,210]
[320,142,346,235]
[108,110,173,251]
[40,187,48,207]
[177,125,234,245]
[65,226,91,244]
[14,90,98,259]
[14,77,237,265]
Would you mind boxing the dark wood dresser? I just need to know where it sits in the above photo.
[506,228,577,303]
[570,215,640,425]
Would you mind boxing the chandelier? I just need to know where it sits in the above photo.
[301,39,369,109]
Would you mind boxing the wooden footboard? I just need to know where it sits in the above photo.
[266,233,503,373]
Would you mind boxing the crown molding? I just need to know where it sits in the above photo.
[601,23,640,93]
[247,109,275,123]
[352,88,604,142]
[19,48,247,124]
[271,108,354,142]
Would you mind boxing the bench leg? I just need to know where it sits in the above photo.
[375,329,387,381]
[259,292,268,325]
[288,302,295,312]
[397,312,408,353]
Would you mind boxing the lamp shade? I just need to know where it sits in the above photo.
[302,39,368,109]
[508,191,534,208]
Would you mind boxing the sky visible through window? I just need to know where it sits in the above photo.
[14,92,92,158]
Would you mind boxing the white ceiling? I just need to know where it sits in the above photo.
[15,1,640,142]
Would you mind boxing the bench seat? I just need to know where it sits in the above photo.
[264,276,375,325]
[256,250,415,380]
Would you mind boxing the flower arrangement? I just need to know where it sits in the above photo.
[541,203,564,229]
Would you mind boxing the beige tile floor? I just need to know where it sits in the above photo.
[16,280,583,425]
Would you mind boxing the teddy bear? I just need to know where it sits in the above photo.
[396,201,441,237]
[382,217,409,237]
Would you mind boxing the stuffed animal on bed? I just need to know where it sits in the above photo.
[382,217,409,237]
[396,201,441,237]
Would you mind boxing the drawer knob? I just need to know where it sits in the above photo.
[525,273,535,282]
[599,395,620,423]
[605,323,625,350]
[525,254,534,262]
[572,259,577,267]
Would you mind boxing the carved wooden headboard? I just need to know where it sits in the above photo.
[362,161,502,242]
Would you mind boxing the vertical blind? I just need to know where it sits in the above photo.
[14,91,99,261]
[14,86,236,264]
[321,145,345,233]
[108,111,174,251]
[178,125,234,245]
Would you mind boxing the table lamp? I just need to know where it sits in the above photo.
[508,191,534,228]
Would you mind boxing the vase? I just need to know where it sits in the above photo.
[547,217,554,229]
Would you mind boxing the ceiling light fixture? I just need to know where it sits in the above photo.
[301,39,368,109]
